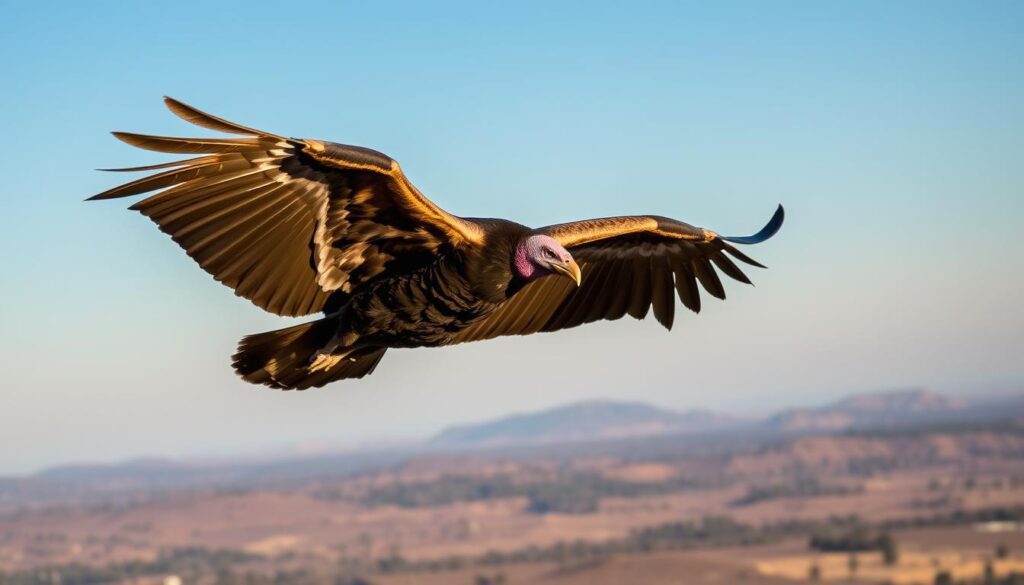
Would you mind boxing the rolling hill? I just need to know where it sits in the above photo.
[766,388,968,432]
[429,399,740,447]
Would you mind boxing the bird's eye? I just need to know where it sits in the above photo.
[544,249,556,259]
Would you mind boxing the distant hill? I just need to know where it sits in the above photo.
[766,389,967,432]
[430,399,739,447]
[17,389,1023,498]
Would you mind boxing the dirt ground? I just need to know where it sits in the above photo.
[378,528,1024,585]
[375,550,797,585]
[3,443,1024,575]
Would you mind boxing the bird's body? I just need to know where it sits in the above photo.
[335,222,521,348]
[91,99,784,389]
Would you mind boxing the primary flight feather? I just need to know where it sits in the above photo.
[90,98,784,389]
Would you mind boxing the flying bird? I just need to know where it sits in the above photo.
[90,98,784,390]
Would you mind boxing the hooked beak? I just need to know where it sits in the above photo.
[550,257,582,287]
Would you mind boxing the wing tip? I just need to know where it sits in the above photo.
[85,191,115,201]
[722,204,784,245]
[161,96,198,121]
[110,131,145,147]
[159,96,284,140]
[163,95,196,115]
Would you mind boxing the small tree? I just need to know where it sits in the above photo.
[879,532,899,566]
[984,560,996,585]
[808,561,822,581]
[934,570,952,585]
[848,553,859,578]
[997,543,1010,559]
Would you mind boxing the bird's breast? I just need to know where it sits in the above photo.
[345,258,502,348]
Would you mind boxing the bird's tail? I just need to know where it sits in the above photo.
[232,317,386,390]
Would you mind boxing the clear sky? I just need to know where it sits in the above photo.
[1,1,1021,474]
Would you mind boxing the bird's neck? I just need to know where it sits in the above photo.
[461,226,529,303]
[512,241,540,281]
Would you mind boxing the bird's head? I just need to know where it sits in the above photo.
[512,234,581,286]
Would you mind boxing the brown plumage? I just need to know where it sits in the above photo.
[91,98,784,389]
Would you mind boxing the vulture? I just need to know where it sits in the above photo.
[90,98,784,390]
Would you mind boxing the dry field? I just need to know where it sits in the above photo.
[4,429,1024,579]
[750,527,1024,584]
[2,464,1024,573]
[371,528,1024,585]
[374,551,797,585]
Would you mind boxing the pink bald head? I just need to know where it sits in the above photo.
[512,234,575,282]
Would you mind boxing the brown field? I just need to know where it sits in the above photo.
[374,550,798,585]
[4,428,1024,582]
[750,528,1024,583]
[370,528,1024,585]
[6,464,1024,570]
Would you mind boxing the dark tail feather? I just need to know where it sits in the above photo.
[721,204,785,245]
[232,318,386,390]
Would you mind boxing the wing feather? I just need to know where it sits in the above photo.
[111,132,266,154]
[91,98,482,317]
[710,252,751,285]
[450,207,782,344]
[582,261,619,324]
[162,96,285,138]
[723,244,767,268]
[650,257,675,329]
[552,261,606,329]
[98,155,222,172]
[673,264,701,314]
[626,257,652,320]
[692,256,726,300]
[605,259,633,321]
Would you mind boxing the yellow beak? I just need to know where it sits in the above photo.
[551,258,582,287]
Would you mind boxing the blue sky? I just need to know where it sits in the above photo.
[1,1,1021,474]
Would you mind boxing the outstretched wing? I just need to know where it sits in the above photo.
[451,206,783,343]
[90,97,483,317]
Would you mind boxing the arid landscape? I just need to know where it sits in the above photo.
[3,389,1024,584]
[3,0,1021,582]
